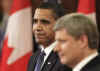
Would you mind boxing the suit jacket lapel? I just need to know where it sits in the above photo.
[29,49,41,71]
[81,54,100,71]
[41,51,57,71]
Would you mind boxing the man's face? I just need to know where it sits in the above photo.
[54,29,84,67]
[33,9,55,46]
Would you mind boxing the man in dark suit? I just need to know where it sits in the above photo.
[54,13,100,71]
[27,2,72,71]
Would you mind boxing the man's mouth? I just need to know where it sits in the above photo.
[35,33,45,39]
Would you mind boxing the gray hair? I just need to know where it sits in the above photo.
[54,13,99,49]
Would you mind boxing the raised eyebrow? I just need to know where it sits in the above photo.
[40,19,50,24]
[56,39,66,42]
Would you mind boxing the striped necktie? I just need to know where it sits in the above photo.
[34,51,46,71]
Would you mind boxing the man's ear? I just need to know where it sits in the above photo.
[79,35,88,48]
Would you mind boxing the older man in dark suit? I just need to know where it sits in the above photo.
[54,13,100,71]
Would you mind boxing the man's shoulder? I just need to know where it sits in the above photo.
[81,54,100,71]
[87,54,100,66]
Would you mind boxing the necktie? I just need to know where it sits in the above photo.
[34,51,46,71]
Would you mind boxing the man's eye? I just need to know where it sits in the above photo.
[33,19,37,23]
[32,19,50,25]
[41,20,50,24]
[58,40,66,43]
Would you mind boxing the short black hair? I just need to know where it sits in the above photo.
[36,2,69,20]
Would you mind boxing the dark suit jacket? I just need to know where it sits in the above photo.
[27,49,72,71]
[81,54,100,71]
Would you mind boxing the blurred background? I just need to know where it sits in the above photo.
[0,0,100,71]
[0,0,100,54]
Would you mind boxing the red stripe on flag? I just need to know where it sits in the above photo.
[77,0,95,14]
[1,36,32,71]
[10,0,31,15]
[0,36,13,71]
[2,52,31,71]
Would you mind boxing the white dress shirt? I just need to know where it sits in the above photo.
[73,52,98,71]
[39,42,57,68]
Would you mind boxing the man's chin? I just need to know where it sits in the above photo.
[36,39,45,44]
[61,59,65,64]
[61,58,68,65]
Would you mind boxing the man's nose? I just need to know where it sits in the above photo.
[36,23,43,31]
[33,19,44,31]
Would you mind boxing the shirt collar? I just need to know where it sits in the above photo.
[73,52,98,71]
[39,42,57,55]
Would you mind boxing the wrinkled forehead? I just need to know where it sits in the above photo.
[34,9,55,19]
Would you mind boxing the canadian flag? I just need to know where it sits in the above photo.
[77,0,96,23]
[0,0,33,71]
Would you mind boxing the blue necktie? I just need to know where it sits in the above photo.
[34,51,46,71]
